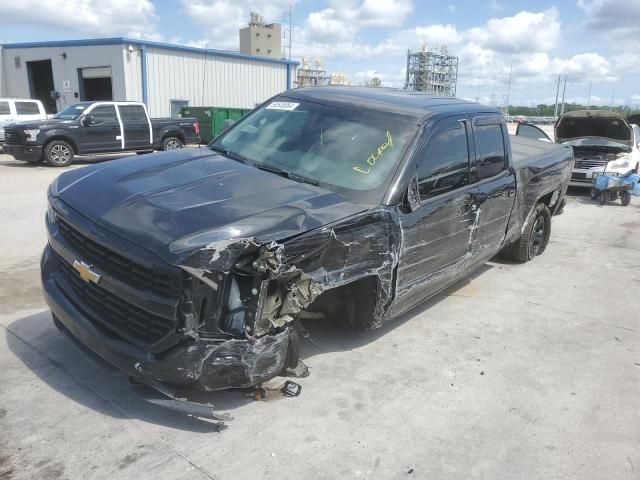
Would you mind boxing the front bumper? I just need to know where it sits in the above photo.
[41,244,291,391]
[3,144,43,162]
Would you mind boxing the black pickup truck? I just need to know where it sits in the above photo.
[41,87,573,417]
[3,101,199,166]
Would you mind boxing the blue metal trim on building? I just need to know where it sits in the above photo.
[286,64,291,90]
[2,37,299,67]
[140,45,148,106]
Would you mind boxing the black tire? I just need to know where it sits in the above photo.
[44,140,74,167]
[599,191,608,205]
[499,203,551,263]
[161,136,183,151]
[590,188,597,200]
[621,191,631,206]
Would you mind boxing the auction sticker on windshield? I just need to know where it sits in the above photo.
[266,102,300,111]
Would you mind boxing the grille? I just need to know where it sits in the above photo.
[57,216,181,297]
[575,158,609,169]
[571,172,587,180]
[4,128,21,145]
[57,255,175,343]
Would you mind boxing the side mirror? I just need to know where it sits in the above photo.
[81,115,95,126]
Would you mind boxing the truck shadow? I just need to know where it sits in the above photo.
[298,264,493,361]
[5,264,492,431]
[0,153,136,168]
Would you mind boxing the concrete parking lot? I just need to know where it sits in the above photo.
[0,151,639,480]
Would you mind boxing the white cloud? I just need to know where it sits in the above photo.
[467,8,560,54]
[0,0,158,38]
[304,0,412,42]
[578,0,640,33]
[181,0,294,49]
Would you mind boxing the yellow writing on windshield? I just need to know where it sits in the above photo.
[353,130,393,174]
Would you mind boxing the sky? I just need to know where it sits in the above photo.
[1,0,639,107]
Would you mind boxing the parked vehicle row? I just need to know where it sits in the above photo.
[2,101,200,166]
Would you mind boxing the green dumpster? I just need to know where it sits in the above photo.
[179,107,214,143]
[180,106,250,143]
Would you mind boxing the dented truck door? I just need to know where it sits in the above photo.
[393,115,476,313]
[466,116,517,266]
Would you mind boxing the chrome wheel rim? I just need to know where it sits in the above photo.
[529,216,545,258]
[166,139,181,150]
[50,144,71,164]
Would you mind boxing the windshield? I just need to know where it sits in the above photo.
[211,97,417,203]
[54,104,88,120]
[559,136,631,151]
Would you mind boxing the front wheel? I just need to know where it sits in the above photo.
[44,140,74,167]
[161,137,183,151]
[499,202,551,263]
[621,191,631,206]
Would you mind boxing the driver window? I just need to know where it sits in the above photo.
[88,105,118,125]
[416,119,470,201]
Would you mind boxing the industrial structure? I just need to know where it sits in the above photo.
[295,57,330,87]
[0,37,297,117]
[239,12,282,59]
[404,46,458,96]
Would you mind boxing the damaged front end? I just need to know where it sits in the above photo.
[163,208,400,392]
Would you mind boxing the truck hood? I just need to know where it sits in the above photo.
[555,110,633,147]
[9,118,75,130]
[51,148,366,264]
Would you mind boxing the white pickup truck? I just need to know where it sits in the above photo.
[0,98,47,143]
[516,110,640,187]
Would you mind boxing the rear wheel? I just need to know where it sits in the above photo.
[161,136,183,151]
[621,191,631,206]
[499,203,551,263]
[44,140,74,167]
[599,191,608,205]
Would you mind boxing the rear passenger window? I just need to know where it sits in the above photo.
[0,102,10,115]
[475,124,506,180]
[119,105,147,122]
[15,102,40,115]
[90,105,118,124]
[416,119,470,200]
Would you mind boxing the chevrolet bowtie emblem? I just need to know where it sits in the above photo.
[72,260,102,284]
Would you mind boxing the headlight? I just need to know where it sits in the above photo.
[24,129,40,141]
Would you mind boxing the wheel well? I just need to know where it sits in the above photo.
[538,190,562,214]
[44,136,78,154]
[161,131,185,144]
[305,276,379,330]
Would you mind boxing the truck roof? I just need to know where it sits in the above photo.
[282,86,500,123]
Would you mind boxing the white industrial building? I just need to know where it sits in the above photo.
[0,38,297,117]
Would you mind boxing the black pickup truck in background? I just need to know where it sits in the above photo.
[41,87,573,417]
[3,101,200,166]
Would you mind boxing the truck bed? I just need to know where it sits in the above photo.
[510,135,571,169]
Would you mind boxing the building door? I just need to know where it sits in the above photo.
[78,67,113,101]
[26,60,56,113]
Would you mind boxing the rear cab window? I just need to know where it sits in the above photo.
[118,105,147,122]
[415,116,471,201]
[15,101,40,115]
[0,101,10,115]
[472,117,508,180]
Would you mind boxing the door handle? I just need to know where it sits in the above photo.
[459,203,478,214]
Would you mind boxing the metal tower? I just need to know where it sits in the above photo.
[405,46,459,96]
